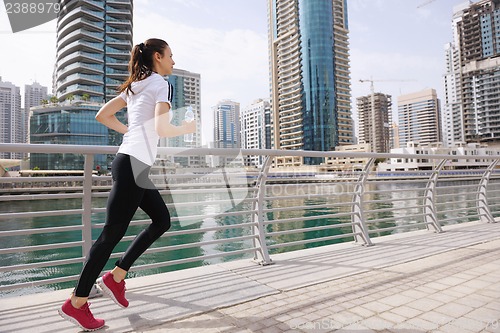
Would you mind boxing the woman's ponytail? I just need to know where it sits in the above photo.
[118,38,169,95]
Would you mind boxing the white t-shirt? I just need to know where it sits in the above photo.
[117,73,172,166]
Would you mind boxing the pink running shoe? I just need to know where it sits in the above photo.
[58,299,105,331]
[97,272,129,308]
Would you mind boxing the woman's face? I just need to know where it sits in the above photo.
[155,46,175,76]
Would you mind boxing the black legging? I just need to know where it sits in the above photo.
[74,153,171,297]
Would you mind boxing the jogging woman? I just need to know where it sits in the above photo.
[59,38,195,331]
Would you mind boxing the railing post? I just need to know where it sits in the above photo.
[82,154,102,298]
[82,154,94,257]
[351,158,374,246]
[423,159,445,233]
[251,156,273,265]
[477,159,499,223]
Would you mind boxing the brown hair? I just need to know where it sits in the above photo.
[118,38,169,94]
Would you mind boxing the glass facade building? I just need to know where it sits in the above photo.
[29,0,133,170]
[29,103,124,170]
[214,100,241,149]
[54,0,133,103]
[268,0,353,166]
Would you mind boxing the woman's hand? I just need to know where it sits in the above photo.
[95,96,128,134]
[181,119,196,134]
[155,102,196,138]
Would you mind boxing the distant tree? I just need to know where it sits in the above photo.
[66,94,74,104]
[49,96,59,104]
[41,99,48,106]
[82,93,90,102]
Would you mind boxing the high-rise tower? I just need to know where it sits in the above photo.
[444,0,500,146]
[30,0,133,170]
[54,0,133,103]
[398,89,441,147]
[24,81,48,143]
[214,100,241,149]
[241,99,272,167]
[268,0,353,166]
[0,77,22,159]
[357,93,392,153]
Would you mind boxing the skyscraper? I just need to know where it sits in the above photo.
[24,82,48,110]
[240,99,272,167]
[0,77,22,159]
[357,93,392,153]
[24,82,48,143]
[442,41,463,147]
[54,0,133,103]
[398,89,441,147]
[214,100,241,149]
[268,0,353,166]
[444,0,500,146]
[30,0,133,170]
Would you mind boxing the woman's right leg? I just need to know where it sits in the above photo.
[73,154,145,298]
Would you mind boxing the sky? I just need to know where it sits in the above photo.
[0,0,465,144]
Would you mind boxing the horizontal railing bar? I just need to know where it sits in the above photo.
[266,221,356,237]
[436,192,480,199]
[160,187,257,195]
[262,202,353,213]
[0,193,84,201]
[0,241,83,255]
[436,184,480,190]
[436,200,478,207]
[126,248,259,272]
[364,187,429,194]
[438,214,482,223]
[364,204,425,214]
[91,189,258,199]
[0,209,83,220]
[263,211,355,225]
[0,225,82,237]
[0,176,85,183]
[172,210,257,222]
[90,198,258,213]
[267,232,358,249]
[0,275,81,292]
[0,257,84,273]
[3,142,500,161]
[365,212,430,224]
[264,192,357,201]
[367,221,430,234]
[92,221,258,236]
[366,179,429,185]
[364,196,423,204]
[120,235,258,253]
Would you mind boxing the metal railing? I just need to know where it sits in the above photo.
[0,143,499,295]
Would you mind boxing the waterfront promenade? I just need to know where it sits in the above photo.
[1,220,499,333]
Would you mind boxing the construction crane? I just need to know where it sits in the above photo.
[359,78,416,152]
[417,0,437,8]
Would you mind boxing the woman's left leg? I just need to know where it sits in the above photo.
[115,188,171,271]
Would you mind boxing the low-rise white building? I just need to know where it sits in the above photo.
[377,142,500,171]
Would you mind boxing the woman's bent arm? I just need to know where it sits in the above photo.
[154,102,196,138]
[95,96,128,134]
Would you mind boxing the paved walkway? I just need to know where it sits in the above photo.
[1,221,500,333]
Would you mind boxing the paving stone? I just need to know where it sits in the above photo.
[379,294,414,307]
[434,302,474,318]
